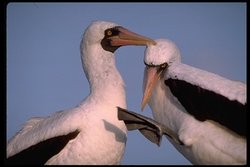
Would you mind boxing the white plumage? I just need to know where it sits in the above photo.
[6,21,155,165]
[141,39,246,165]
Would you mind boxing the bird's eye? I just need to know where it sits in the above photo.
[160,63,167,69]
[107,30,112,36]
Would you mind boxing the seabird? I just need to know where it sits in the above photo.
[6,21,155,165]
[119,39,246,165]
[141,39,246,165]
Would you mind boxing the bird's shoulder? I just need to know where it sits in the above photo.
[166,63,246,104]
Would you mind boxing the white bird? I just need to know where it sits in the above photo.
[140,39,246,165]
[6,21,155,165]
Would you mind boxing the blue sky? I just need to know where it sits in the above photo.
[7,3,246,165]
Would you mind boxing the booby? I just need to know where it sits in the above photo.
[6,21,155,165]
[119,39,246,165]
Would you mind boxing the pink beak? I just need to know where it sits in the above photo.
[141,66,164,111]
[109,27,156,46]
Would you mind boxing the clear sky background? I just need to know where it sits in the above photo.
[7,3,246,165]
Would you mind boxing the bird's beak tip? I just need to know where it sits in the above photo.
[141,106,145,112]
[141,100,148,112]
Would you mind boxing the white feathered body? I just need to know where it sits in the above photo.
[7,92,127,164]
[7,21,129,165]
[146,62,246,165]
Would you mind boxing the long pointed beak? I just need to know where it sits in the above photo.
[109,27,156,46]
[141,66,163,111]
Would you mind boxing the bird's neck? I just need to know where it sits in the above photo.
[150,79,188,132]
[89,65,126,106]
[81,45,126,107]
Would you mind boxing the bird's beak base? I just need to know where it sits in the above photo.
[109,27,156,47]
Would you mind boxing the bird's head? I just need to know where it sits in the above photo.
[141,39,181,110]
[81,21,156,54]
[80,21,156,90]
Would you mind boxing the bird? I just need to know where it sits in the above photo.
[6,21,156,165]
[139,39,246,165]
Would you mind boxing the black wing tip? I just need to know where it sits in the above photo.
[6,130,80,165]
[156,137,162,147]
[117,106,125,110]
[117,106,128,114]
[118,108,166,147]
[117,106,126,121]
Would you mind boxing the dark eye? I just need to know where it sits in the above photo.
[160,63,167,69]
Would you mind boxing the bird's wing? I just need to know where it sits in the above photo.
[117,107,183,146]
[6,130,80,164]
[6,109,83,164]
[165,63,246,137]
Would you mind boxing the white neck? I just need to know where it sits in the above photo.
[149,79,189,132]
[81,41,126,107]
